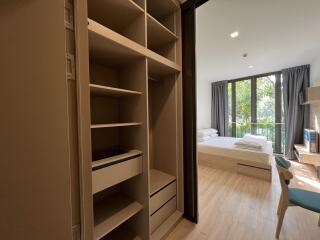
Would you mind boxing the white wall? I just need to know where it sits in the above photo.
[196,4,212,130]
[196,79,212,129]
[310,56,320,131]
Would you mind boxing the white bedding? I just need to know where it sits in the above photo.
[197,137,273,166]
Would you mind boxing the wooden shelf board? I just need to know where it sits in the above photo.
[88,18,180,72]
[294,144,320,166]
[91,123,142,129]
[88,19,144,67]
[151,210,182,240]
[148,0,179,21]
[148,58,179,79]
[101,223,142,240]
[147,14,178,50]
[90,84,142,96]
[88,0,144,32]
[94,194,143,240]
[294,144,320,156]
[150,169,176,196]
[92,149,142,169]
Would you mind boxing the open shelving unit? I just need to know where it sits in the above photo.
[78,0,183,239]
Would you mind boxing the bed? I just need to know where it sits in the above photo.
[198,137,273,181]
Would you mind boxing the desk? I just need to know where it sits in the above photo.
[289,160,320,193]
[294,144,320,178]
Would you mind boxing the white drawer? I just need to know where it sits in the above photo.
[150,181,176,214]
[150,196,176,233]
[92,156,142,194]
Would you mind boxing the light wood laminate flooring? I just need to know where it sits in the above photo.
[167,160,320,240]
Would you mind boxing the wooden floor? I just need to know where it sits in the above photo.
[167,160,320,240]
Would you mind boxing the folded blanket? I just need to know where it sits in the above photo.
[233,139,263,150]
[243,134,267,148]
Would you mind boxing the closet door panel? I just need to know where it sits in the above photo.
[0,1,73,239]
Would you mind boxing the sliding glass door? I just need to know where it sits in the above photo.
[227,72,284,153]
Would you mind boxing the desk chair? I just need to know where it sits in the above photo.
[275,156,320,238]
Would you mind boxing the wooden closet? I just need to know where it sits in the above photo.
[77,0,184,239]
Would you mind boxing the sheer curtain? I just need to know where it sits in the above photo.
[282,65,310,159]
[211,81,228,136]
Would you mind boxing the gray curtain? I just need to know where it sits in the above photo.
[282,65,310,159]
[211,81,228,136]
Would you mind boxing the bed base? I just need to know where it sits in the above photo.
[198,152,272,181]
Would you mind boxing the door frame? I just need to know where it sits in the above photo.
[181,0,209,223]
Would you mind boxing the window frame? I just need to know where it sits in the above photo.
[227,71,283,153]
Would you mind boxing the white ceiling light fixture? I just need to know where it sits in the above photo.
[230,31,239,38]
[248,65,254,69]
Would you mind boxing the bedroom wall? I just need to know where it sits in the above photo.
[196,79,212,129]
[310,55,320,132]
[196,3,212,130]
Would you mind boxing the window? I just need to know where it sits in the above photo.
[227,72,284,153]
[235,79,251,138]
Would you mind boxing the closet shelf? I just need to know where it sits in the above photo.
[147,0,179,21]
[92,150,142,169]
[102,223,143,240]
[150,169,176,196]
[88,18,180,72]
[90,84,142,96]
[94,194,143,240]
[151,210,182,240]
[88,0,144,32]
[147,14,178,50]
[91,123,143,129]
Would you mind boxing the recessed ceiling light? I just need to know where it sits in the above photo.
[230,31,239,38]
[248,65,254,69]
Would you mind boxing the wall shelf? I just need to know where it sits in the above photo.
[91,123,142,129]
[94,193,143,240]
[150,169,176,196]
[147,14,177,50]
[90,84,142,96]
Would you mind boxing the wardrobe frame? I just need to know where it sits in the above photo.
[75,0,184,239]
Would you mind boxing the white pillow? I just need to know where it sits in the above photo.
[197,128,218,138]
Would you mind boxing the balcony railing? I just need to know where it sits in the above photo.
[227,122,285,153]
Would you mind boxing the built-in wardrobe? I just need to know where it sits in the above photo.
[78,0,183,239]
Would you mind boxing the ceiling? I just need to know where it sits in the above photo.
[196,0,320,82]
